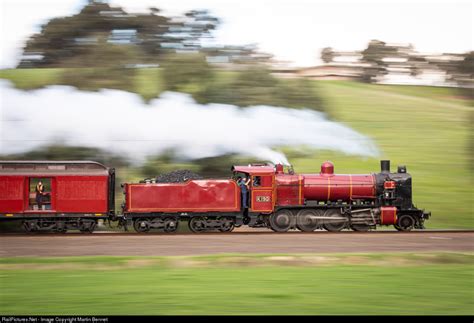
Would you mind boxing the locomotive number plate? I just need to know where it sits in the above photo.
[256,196,270,202]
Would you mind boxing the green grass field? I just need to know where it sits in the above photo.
[0,68,63,89]
[0,253,472,315]
[0,68,472,228]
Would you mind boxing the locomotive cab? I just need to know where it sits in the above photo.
[231,165,276,213]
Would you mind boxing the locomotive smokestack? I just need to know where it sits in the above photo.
[381,160,390,173]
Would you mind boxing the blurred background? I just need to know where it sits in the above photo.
[1,0,472,229]
[0,0,473,316]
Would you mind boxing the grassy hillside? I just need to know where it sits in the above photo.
[301,81,472,229]
[0,68,63,89]
[1,253,473,315]
[0,68,472,228]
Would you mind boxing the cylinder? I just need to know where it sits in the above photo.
[380,206,397,225]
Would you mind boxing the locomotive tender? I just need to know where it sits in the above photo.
[0,160,430,233]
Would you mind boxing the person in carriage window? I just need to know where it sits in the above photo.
[35,181,45,208]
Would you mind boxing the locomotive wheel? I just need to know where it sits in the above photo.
[296,209,319,232]
[350,224,370,232]
[23,221,36,233]
[269,210,293,232]
[163,218,179,233]
[134,218,150,233]
[56,221,67,233]
[395,215,415,232]
[219,217,235,233]
[189,217,206,233]
[322,209,347,232]
[80,221,96,233]
[88,221,97,233]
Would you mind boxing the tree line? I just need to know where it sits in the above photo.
[15,1,472,104]
[321,40,473,91]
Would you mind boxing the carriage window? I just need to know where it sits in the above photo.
[29,178,52,210]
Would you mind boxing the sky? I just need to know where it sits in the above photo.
[0,0,472,68]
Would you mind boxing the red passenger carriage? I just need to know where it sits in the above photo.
[0,161,115,232]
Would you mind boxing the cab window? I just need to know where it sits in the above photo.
[253,176,261,187]
[253,175,272,188]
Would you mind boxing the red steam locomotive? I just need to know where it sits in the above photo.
[0,160,430,233]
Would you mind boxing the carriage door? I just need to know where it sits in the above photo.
[250,174,274,213]
[28,177,53,211]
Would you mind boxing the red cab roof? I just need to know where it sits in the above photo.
[231,165,275,175]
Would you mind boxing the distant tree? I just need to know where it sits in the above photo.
[201,66,325,112]
[57,39,141,92]
[182,10,220,48]
[228,67,279,106]
[160,53,213,100]
[18,2,219,68]
[202,67,279,107]
[457,51,474,80]
[431,51,474,99]
[360,40,396,83]
[455,52,474,100]
[59,37,143,68]
[276,78,325,111]
[408,55,427,77]
[204,44,273,65]
[19,2,167,67]
[321,47,335,64]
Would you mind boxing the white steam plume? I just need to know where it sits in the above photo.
[0,80,379,164]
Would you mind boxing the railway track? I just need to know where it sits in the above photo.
[0,229,472,237]
[1,231,472,257]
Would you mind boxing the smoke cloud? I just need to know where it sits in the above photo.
[0,80,378,164]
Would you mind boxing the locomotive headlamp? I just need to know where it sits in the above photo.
[397,165,407,173]
[384,181,396,200]
[384,181,396,190]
